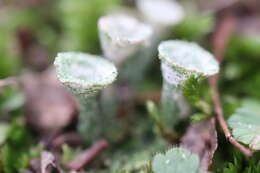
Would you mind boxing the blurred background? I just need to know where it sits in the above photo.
[0,0,260,173]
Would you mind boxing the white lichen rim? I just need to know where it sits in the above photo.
[54,52,117,89]
[158,40,219,77]
[137,0,184,26]
[98,14,153,46]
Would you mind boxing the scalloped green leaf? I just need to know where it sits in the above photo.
[228,99,260,150]
[152,147,200,173]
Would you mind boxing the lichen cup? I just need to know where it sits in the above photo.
[54,52,117,142]
[98,14,153,81]
[158,40,219,126]
[137,0,184,37]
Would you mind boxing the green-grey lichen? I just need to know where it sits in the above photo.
[158,40,219,126]
[98,14,153,141]
[137,0,184,28]
[54,52,117,142]
[98,14,153,82]
[98,14,152,65]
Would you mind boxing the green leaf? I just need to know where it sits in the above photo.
[174,15,215,41]
[152,147,200,173]
[59,0,120,53]
[0,123,9,145]
[182,75,202,105]
[228,99,260,150]
[61,144,82,165]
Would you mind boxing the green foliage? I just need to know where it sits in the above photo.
[152,147,200,173]
[182,75,202,105]
[0,87,25,118]
[174,14,215,41]
[0,123,9,146]
[182,75,211,115]
[59,0,120,53]
[146,101,161,124]
[0,30,20,78]
[61,144,82,165]
[110,149,153,173]
[0,119,37,173]
[146,101,177,142]
[228,99,260,150]
[227,36,260,62]
[221,153,260,173]
[191,113,209,123]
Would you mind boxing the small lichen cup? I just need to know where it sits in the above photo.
[158,40,219,126]
[54,52,117,142]
[98,14,153,81]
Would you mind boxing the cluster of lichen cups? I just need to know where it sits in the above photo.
[53,39,219,142]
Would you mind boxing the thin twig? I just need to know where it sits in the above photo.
[209,10,253,158]
[67,139,109,171]
[209,77,252,158]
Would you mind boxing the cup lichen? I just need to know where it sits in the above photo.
[54,52,117,142]
[158,40,219,126]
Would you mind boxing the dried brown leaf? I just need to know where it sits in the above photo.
[30,159,41,173]
[180,118,218,171]
[22,68,78,135]
[41,151,56,173]
[236,15,260,36]
[196,0,238,13]
[51,132,83,149]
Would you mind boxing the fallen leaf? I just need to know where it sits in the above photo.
[180,118,218,171]
[29,159,41,173]
[17,29,49,71]
[41,151,58,173]
[22,68,78,135]
[236,15,260,37]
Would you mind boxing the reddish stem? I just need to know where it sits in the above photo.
[209,11,253,158]
[67,139,109,171]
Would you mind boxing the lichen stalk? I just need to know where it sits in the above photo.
[160,63,190,126]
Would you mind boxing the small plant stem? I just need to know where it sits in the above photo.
[209,11,253,158]
[76,94,101,142]
[0,77,18,88]
[210,77,252,158]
